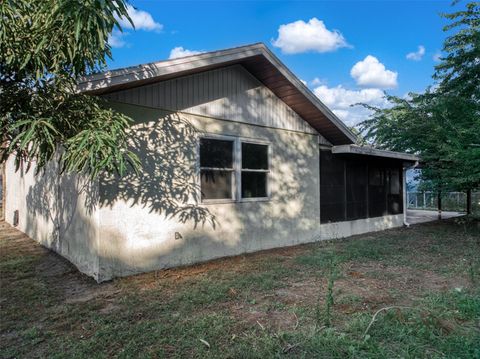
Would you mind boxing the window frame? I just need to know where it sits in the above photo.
[198,134,236,204]
[239,139,270,202]
[198,134,271,204]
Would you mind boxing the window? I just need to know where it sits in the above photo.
[241,143,269,198]
[199,137,270,202]
[200,138,234,200]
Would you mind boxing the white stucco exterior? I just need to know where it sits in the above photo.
[4,64,407,282]
[4,157,101,279]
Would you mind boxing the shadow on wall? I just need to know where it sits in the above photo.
[100,113,217,229]
[98,64,320,235]
[102,65,313,136]
[82,62,160,93]
[24,160,98,253]
[91,100,322,280]
[23,113,216,254]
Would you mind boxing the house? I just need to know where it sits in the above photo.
[3,43,418,282]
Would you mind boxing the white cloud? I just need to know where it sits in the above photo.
[169,46,204,59]
[433,51,442,62]
[272,18,349,54]
[110,6,162,48]
[310,77,325,86]
[108,30,127,48]
[406,45,425,61]
[313,85,390,126]
[350,55,398,89]
[300,79,307,86]
[118,5,163,32]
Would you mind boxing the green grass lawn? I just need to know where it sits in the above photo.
[1,218,479,358]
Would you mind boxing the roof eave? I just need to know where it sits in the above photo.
[258,45,357,144]
[332,144,419,162]
[77,44,266,93]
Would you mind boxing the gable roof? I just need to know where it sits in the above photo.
[77,43,356,145]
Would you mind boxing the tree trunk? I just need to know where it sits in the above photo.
[437,191,442,220]
[466,189,472,215]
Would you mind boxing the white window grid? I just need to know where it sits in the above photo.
[198,134,271,204]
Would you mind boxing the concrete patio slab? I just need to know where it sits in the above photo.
[406,209,465,224]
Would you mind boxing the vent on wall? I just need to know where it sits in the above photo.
[13,210,19,227]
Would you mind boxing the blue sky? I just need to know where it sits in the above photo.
[108,0,455,126]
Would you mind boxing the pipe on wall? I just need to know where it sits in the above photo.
[403,161,420,227]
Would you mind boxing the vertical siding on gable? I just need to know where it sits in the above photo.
[103,65,319,135]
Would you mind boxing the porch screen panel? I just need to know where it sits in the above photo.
[320,150,346,223]
[346,161,368,220]
[368,164,388,217]
[321,151,405,222]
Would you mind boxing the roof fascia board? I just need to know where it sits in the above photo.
[77,44,265,93]
[258,45,357,143]
[332,144,419,162]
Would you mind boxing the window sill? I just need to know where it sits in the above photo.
[201,199,236,205]
[201,197,271,205]
[238,197,271,203]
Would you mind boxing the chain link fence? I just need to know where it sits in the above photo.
[407,191,480,214]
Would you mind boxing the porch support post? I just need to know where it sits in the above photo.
[437,190,442,220]
[403,166,408,226]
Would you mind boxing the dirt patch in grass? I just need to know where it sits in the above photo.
[230,301,299,332]
[333,262,469,315]
[125,245,308,292]
[275,279,319,305]
[33,255,119,304]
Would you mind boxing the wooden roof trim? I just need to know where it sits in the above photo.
[332,145,420,162]
[256,45,356,144]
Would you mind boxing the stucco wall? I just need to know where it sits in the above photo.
[4,156,101,280]
[96,102,405,281]
[320,214,404,239]
[96,102,322,280]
